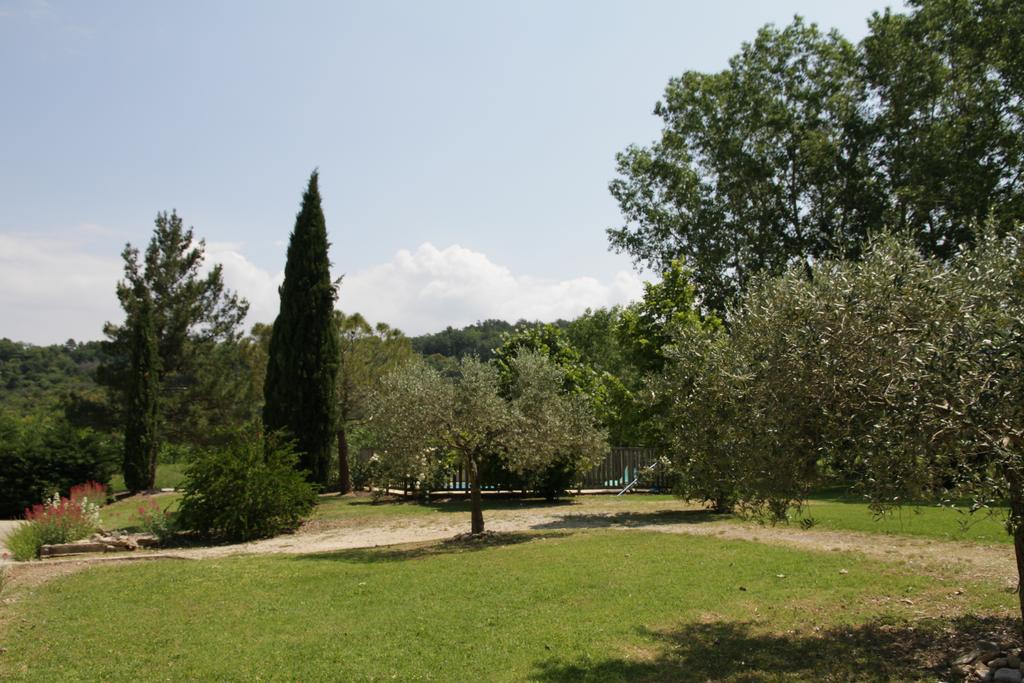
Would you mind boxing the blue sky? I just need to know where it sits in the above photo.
[1,0,902,343]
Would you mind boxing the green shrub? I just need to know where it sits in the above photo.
[3,487,103,561]
[177,427,317,542]
[134,498,176,543]
[0,414,119,518]
[6,523,42,561]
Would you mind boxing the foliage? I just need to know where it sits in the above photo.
[334,312,415,492]
[122,283,160,492]
[863,0,1024,257]
[9,490,103,560]
[562,307,631,379]
[616,259,719,374]
[109,463,187,493]
[134,498,175,543]
[5,524,43,562]
[0,338,106,416]
[608,260,721,448]
[263,171,340,484]
[99,210,249,448]
[369,352,608,532]
[177,427,317,542]
[609,4,1024,313]
[410,319,515,362]
[494,324,634,482]
[0,413,119,518]
[609,18,876,314]
[661,226,1024,625]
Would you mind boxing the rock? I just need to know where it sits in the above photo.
[955,650,981,666]
[1007,655,1021,669]
[994,668,1022,683]
[991,658,1010,669]
[981,652,1005,665]
[39,542,109,557]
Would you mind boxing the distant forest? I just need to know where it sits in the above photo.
[0,319,567,415]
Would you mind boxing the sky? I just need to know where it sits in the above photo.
[0,0,903,344]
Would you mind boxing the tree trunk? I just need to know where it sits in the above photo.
[1009,475,1024,640]
[469,458,485,535]
[337,428,352,494]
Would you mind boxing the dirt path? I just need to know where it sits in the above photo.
[10,504,1016,588]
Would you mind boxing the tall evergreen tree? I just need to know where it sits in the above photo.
[263,171,340,484]
[122,285,160,492]
[98,210,249,447]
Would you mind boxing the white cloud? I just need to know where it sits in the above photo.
[0,236,645,344]
[204,242,284,325]
[0,234,123,344]
[335,244,645,335]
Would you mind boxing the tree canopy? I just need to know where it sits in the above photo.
[609,2,1024,313]
[370,351,608,533]
[263,171,341,484]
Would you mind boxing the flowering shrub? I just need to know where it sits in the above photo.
[70,481,108,507]
[8,485,104,560]
[25,491,101,545]
[135,498,174,542]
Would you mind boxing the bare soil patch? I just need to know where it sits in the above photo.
[5,499,1017,591]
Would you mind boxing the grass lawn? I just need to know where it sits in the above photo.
[792,491,1010,545]
[315,491,1013,545]
[108,463,187,493]
[98,492,181,532]
[0,530,1013,681]
[89,488,1013,550]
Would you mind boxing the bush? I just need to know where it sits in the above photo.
[135,498,175,543]
[6,523,42,561]
[7,489,103,560]
[0,414,119,518]
[177,428,318,542]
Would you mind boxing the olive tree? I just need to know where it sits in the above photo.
[369,351,607,534]
[663,227,1024,631]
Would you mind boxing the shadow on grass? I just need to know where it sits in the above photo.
[533,615,1020,682]
[531,509,730,531]
[332,494,578,515]
[294,531,573,564]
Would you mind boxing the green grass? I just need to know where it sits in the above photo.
[108,463,187,493]
[99,493,181,532]
[318,491,1013,545]
[4,523,40,561]
[0,530,1012,681]
[790,492,1011,544]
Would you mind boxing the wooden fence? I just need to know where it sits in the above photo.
[358,446,671,493]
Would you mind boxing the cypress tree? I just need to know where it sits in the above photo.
[263,170,340,483]
[123,285,160,492]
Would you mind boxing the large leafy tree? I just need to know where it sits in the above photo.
[334,311,414,493]
[100,211,248,450]
[370,352,607,534]
[609,18,879,313]
[864,0,1024,256]
[263,171,341,484]
[610,3,1024,313]
[615,260,721,447]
